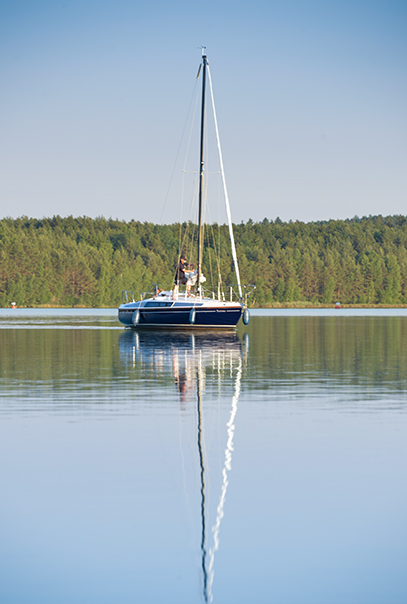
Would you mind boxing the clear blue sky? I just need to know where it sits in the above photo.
[1,0,406,224]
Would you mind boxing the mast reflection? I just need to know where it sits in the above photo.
[118,330,246,602]
[197,361,208,601]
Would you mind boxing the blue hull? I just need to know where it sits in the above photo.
[118,305,242,329]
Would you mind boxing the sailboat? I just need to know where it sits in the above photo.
[118,51,254,330]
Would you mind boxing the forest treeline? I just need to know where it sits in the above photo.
[1,214,407,307]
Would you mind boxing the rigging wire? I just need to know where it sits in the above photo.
[178,88,201,263]
[204,203,222,290]
[179,172,198,263]
[136,75,200,290]
[161,76,200,226]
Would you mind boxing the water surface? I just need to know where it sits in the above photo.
[0,311,406,603]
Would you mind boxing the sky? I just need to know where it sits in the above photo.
[0,0,406,224]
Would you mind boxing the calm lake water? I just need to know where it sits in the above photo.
[0,309,406,604]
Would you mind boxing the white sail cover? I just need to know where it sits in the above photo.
[207,65,243,299]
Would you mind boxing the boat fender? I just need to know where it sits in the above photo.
[189,308,196,325]
[242,308,250,325]
[132,310,140,326]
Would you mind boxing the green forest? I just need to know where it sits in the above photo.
[1,214,407,307]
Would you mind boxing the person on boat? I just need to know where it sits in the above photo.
[154,285,164,297]
[173,255,193,298]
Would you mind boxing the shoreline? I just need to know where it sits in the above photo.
[3,304,407,310]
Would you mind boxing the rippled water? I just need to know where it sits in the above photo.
[0,310,406,604]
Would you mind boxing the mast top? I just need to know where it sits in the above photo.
[201,46,207,58]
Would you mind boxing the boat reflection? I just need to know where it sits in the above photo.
[118,330,247,602]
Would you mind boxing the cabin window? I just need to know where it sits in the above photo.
[145,302,173,308]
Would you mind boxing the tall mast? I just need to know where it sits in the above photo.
[197,50,207,297]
